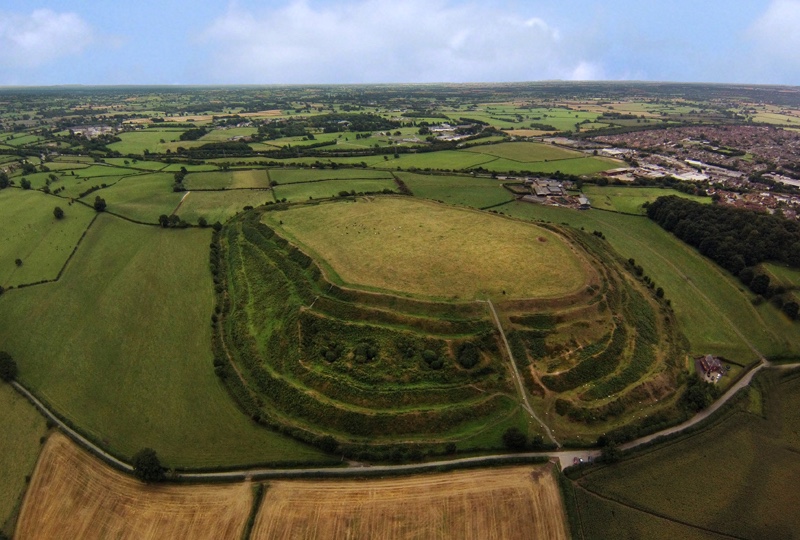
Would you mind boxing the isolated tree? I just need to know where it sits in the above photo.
[197,216,208,228]
[20,178,31,190]
[0,172,8,189]
[502,427,528,451]
[132,448,165,482]
[14,258,22,267]
[53,206,64,220]
[0,351,18,382]
[158,214,170,228]
[93,196,106,212]
[784,301,799,320]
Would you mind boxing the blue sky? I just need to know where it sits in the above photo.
[0,0,798,86]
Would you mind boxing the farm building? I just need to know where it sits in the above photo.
[697,354,724,383]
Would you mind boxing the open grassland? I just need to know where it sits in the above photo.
[574,371,800,540]
[397,172,514,208]
[497,201,800,362]
[273,178,396,201]
[177,190,274,224]
[99,173,183,222]
[184,169,271,190]
[0,384,47,537]
[269,167,393,184]
[0,189,96,287]
[465,141,586,162]
[582,186,711,215]
[571,487,725,540]
[17,434,252,540]
[253,466,568,540]
[198,126,257,142]
[264,198,588,300]
[761,262,800,288]
[478,156,622,176]
[71,165,139,178]
[107,129,187,155]
[0,215,329,466]
[384,150,494,171]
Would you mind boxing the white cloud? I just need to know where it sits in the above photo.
[0,9,94,69]
[201,0,601,83]
[747,0,800,77]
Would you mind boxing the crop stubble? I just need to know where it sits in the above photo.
[16,434,252,540]
[252,465,568,540]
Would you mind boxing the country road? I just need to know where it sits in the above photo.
[10,362,800,480]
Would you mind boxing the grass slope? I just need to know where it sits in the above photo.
[0,215,329,467]
[582,186,711,215]
[0,384,47,537]
[0,189,96,288]
[497,201,800,362]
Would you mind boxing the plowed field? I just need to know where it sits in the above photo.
[252,465,568,540]
[16,434,252,540]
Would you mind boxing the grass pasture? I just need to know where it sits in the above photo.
[0,215,329,467]
[0,189,96,288]
[465,141,586,162]
[397,172,515,208]
[98,173,183,223]
[184,169,270,190]
[575,372,800,540]
[272,178,396,201]
[582,186,711,215]
[253,466,568,540]
[264,197,588,300]
[0,384,47,537]
[268,167,393,184]
[107,129,187,155]
[17,434,252,540]
[177,190,274,224]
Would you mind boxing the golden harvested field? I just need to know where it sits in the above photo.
[265,198,589,300]
[252,466,568,540]
[16,434,252,540]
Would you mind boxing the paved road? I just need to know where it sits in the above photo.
[10,362,799,481]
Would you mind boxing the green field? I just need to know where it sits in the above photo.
[476,156,620,176]
[107,129,188,155]
[0,215,330,467]
[177,190,274,224]
[582,186,712,215]
[0,189,96,287]
[495,201,800,362]
[574,371,800,539]
[383,150,494,171]
[272,178,396,201]
[264,197,588,300]
[98,173,183,222]
[184,170,271,190]
[268,168,393,184]
[396,172,514,208]
[0,384,47,537]
[465,142,587,162]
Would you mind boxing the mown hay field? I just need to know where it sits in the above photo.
[0,384,47,537]
[264,197,589,300]
[0,189,96,288]
[252,466,568,540]
[0,215,329,467]
[184,169,270,189]
[16,434,252,540]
